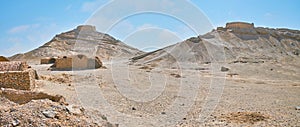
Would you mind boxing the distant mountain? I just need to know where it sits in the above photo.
[9,25,143,62]
[131,22,300,68]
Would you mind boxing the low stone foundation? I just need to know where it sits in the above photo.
[0,88,65,104]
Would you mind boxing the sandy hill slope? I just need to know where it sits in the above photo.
[131,22,300,68]
[9,25,143,62]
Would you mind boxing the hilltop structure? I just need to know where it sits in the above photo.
[226,22,254,29]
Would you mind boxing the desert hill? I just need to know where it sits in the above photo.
[131,22,300,68]
[1,22,300,126]
[9,25,143,62]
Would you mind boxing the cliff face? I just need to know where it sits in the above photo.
[10,25,143,62]
[132,22,300,67]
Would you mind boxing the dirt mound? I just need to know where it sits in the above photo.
[220,112,269,124]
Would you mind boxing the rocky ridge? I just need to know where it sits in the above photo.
[10,25,143,62]
[131,22,300,68]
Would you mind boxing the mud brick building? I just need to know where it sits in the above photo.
[0,61,36,90]
[51,55,102,70]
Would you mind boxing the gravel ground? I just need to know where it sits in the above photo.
[1,59,299,127]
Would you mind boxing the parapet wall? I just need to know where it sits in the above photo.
[0,69,36,90]
[0,61,29,71]
[226,22,254,29]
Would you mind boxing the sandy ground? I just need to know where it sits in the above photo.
[26,57,300,127]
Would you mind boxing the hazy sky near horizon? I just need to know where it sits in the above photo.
[0,0,299,56]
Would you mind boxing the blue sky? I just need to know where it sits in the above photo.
[1,0,299,56]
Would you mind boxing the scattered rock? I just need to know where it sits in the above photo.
[66,105,83,115]
[139,66,152,70]
[12,119,20,126]
[170,73,181,78]
[42,110,56,118]
[221,67,230,72]
[227,73,239,77]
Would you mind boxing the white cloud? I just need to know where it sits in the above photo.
[136,24,157,30]
[8,25,30,34]
[264,12,274,19]
[2,23,77,56]
[7,24,41,34]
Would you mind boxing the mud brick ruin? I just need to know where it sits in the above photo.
[0,61,37,90]
[40,57,57,64]
[51,54,102,70]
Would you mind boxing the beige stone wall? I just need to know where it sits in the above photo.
[0,69,36,90]
[0,61,29,71]
[55,57,73,70]
[53,55,102,70]
[73,55,89,69]
[226,22,254,29]
[41,57,56,64]
[0,88,64,104]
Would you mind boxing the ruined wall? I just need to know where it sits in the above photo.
[54,57,73,70]
[53,55,102,70]
[0,88,64,104]
[41,57,56,64]
[0,56,9,62]
[54,56,89,70]
[0,69,36,90]
[0,61,29,71]
[73,55,89,69]
[226,22,254,29]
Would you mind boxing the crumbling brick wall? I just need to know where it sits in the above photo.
[0,61,29,71]
[0,69,36,90]
[53,55,102,70]
[41,57,56,64]
[0,88,64,104]
[54,57,73,70]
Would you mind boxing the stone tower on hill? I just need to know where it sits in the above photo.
[226,22,254,29]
